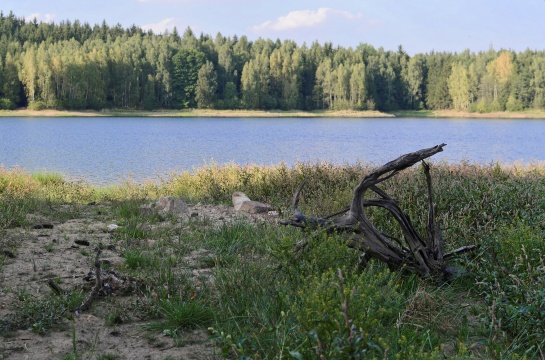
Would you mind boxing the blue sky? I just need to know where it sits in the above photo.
[2,0,544,55]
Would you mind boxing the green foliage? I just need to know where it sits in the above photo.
[0,291,84,334]
[448,63,470,110]
[31,172,65,186]
[0,97,15,109]
[2,11,545,112]
[209,223,450,359]
[4,162,545,356]
[426,53,453,110]
[146,298,214,335]
[195,60,218,109]
[290,266,404,358]
[122,249,158,269]
[506,95,524,112]
[473,222,545,357]
[172,48,206,108]
[27,100,47,110]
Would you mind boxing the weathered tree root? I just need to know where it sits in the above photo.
[47,279,65,296]
[77,247,102,314]
[281,144,476,278]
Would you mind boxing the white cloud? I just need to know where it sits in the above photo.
[25,13,56,24]
[140,18,182,33]
[253,8,362,32]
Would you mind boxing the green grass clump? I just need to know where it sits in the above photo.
[31,172,65,186]
[0,291,84,334]
[146,298,214,336]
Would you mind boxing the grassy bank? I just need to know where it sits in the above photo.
[0,108,393,118]
[3,108,545,118]
[394,109,545,119]
[2,162,545,358]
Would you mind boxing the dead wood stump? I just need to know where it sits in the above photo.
[281,144,476,278]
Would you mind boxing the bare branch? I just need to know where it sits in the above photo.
[78,247,102,313]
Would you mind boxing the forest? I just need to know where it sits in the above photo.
[0,11,543,113]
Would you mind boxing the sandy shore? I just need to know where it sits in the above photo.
[2,108,545,119]
[393,109,545,119]
[0,108,393,118]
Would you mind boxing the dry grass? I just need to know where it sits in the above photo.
[0,108,393,118]
[395,109,545,119]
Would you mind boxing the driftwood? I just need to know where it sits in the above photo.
[281,144,476,277]
[77,248,102,314]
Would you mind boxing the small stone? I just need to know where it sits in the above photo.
[141,197,190,217]
[107,224,119,231]
[155,196,189,215]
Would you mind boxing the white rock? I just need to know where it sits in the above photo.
[232,192,273,214]
[232,192,252,211]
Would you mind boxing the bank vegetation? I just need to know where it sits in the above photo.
[1,161,545,358]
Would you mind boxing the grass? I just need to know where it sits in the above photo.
[393,109,545,119]
[0,290,85,334]
[146,298,214,335]
[1,161,545,357]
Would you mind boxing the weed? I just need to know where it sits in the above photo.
[123,249,157,270]
[44,242,56,253]
[0,291,84,334]
[146,298,214,336]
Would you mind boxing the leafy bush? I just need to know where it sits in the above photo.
[0,97,16,110]
[289,266,404,358]
[28,100,47,110]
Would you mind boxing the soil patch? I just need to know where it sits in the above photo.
[0,202,275,359]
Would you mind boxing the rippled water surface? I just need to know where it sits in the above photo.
[1,117,544,184]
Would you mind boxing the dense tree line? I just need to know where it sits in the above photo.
[1,11,544,112]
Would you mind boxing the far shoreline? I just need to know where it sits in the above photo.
[1,108,545,119]
[0,109,393,118]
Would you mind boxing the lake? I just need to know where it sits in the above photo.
[1,117,544,185]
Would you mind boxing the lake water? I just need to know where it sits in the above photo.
[1,117,544,185]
